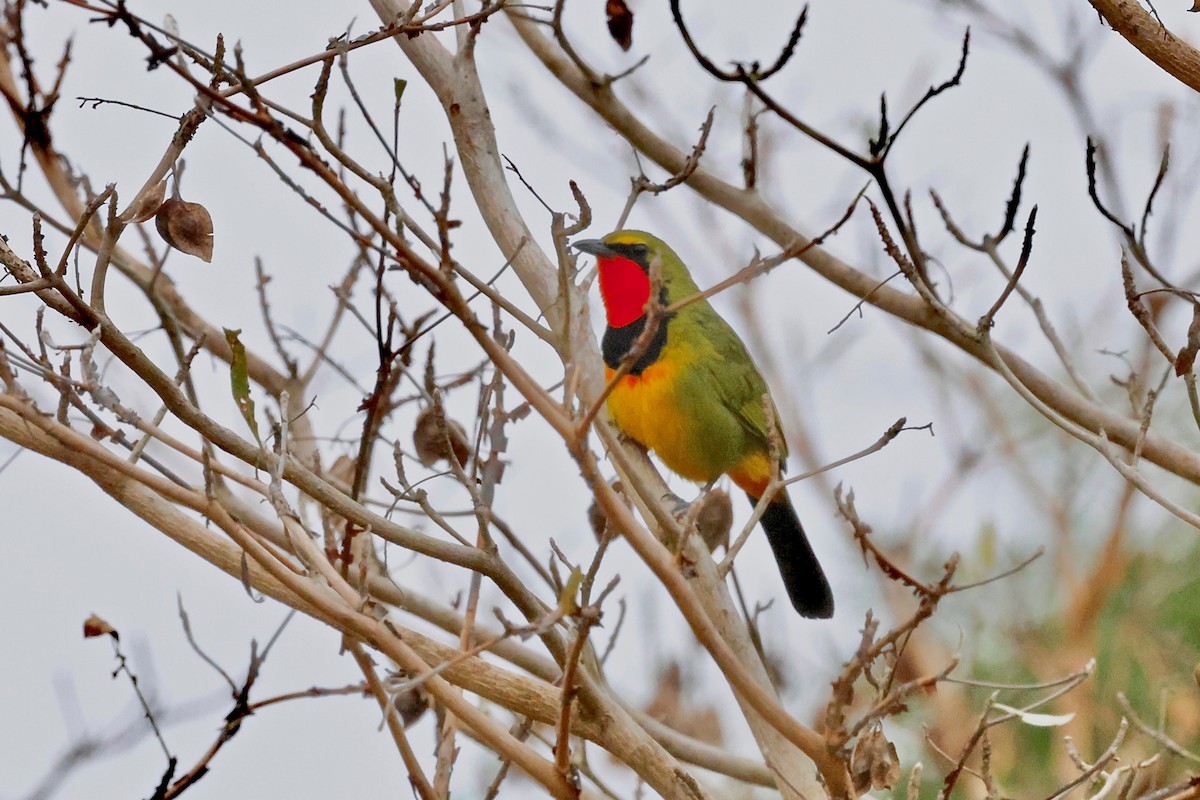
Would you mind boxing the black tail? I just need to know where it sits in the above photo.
[749,492,834,619]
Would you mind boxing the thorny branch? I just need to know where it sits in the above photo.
[5,1,1200,798]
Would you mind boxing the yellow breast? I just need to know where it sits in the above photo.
[605,358,723,484]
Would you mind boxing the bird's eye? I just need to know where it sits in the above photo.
[630,244,649,259]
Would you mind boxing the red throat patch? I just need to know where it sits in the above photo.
[597,255,651,327]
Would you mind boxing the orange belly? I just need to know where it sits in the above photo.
[605,360,766,489]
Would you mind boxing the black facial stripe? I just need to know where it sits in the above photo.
[603,242,650,268]
[602,287,673,375]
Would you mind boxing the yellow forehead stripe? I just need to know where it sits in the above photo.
[603,230,650,247]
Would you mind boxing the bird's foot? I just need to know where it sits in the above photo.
[661,490,692,520]
[661,480,719,519]
[663,482,732,555]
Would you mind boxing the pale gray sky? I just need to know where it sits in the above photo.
[2,1,1197,798]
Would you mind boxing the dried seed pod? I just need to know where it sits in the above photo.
[644,662,682,723]
[606,0,633,51]
[587,498,608,541]
[120,180,167,224]
[155,197,214,262]
[644,662,723,745]
[694,488,733,552]
[850,728,901,793]
[83,613,117,640]
[327,454,356,490]
[588,480,629,541]
[412,405,470,467]
[393,686,429,727]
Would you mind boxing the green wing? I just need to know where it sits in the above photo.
[689,305,789,463]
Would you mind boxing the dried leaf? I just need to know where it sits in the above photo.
[851,736,872,793]
[412,405,470,467]
[606,0,633,50]
[872,740,901,788]
[558,567,583,614]
[155,198,214,262]
[83,613,117,640]
[223,329,260,444]
[1191,1,1200,11]
[993,702,1075,727]
[394,78,407,104]
[121,180,167,224]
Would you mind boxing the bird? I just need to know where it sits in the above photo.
[573,229,834,618]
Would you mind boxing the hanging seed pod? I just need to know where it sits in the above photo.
[605,0,633,51]
[82,613,118,640]
[155,198,214,262]
[587,480,629,541]
[392,686,429,727]
[694,488,733,553]
[412,405,470,467]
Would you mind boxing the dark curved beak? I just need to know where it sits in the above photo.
[571,239,619,258]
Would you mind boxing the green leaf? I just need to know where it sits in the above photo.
[224,328,260,445]
[394,78,407,105]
